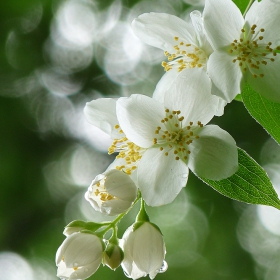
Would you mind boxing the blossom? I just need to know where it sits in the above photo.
[121,222,166,279]
[55,232,104,280]
[85,169,138,216]
[131,11,226,114]
[84,70,238,206]
[203,0,280,103]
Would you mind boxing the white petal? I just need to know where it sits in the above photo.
[188,125,238,180]
[190,10,213,56]
[247,57,280,103]
[71,261,101,280]
[131,13,196,53]
[62,233,102,267]
[207,51,243,102]
[116,94,165,148]
[152,69,181,104]
[203,0,244,49]
[133,223,164,273]
[104,169,137,201]
[137,148,188,206]
[84,98,119,138]
[164,68,218,125]
[246,0,280,43]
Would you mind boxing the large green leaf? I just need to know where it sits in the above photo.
[241,84,280,145]
[200,148,280,210]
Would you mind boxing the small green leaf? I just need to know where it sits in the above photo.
[200,148,280,210]
[233,0,250,14]
[241,83,280,145]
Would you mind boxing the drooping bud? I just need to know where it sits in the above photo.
[85,169,138,216]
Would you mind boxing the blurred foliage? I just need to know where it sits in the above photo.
[0,0,277,280]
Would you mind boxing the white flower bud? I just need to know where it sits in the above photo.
[55,232,104,280]
[85,169,137,216]
[103,243,124,270]
[121,222,167,279]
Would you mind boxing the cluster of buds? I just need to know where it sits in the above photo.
[56,177,167,280]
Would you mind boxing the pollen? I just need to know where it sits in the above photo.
[152,109,203,163]
[229,24,279,77]
[162,36,208,72]
[108,124,146,175]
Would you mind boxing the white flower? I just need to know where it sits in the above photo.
[85,169,138,216]
[131,11,226,115]
[84,70,238,206]
[121,222,166,280]
[203,0,280,103]
[55,232,104,280]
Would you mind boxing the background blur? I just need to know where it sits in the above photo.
[1,0,280,279]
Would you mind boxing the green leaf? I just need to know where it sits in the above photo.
[241,83,280,145]
[200,148,280,210]
[233,0,250,14]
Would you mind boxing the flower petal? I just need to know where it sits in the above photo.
[207,51,243,102]
[132,223,165,274]
[246,0,280,43]
[116,94,165,148]
[188,125,238,180]
[247,56,280,103]
[131,13,196,53]
[203,0,244,49]
[84,98,119,138]
[105,169,137,201]
[71,261,101,280]
[152,69,181,103]
[137,148,189,206]
[164,68,218,125]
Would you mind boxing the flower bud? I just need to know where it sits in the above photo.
[85,169,137,216]
[103,243,124,270]
[121,222,167,279]
[56,232,104,280]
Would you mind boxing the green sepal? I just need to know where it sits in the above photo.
[234,94,243,102]
[241,83,280,145]
[67,220,107,231]
[133,221,162,235]
[199,148,280,210]
[233,0,250,14]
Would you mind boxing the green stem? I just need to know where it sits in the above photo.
[97,192,141,236]
[243,0,255,17]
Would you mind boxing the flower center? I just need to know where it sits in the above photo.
[162,36,208,72]
[88,175,115,204]
[228,24,280,78]
[153,109,203,162]
[108,125,145,175]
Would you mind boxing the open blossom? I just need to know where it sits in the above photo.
[121,222,166,279]
[85,169,137,216]
[84,70,238,206]
[56,232,104,280]
[131,11,226,114]
[203,0,280,103]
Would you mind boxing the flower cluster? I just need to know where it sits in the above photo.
[56,0,280,279]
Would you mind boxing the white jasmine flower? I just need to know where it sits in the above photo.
[85,169,138,216]
[56,232,104,280]
[84,70,238,206]
[131,11,226,115]
[121,222,166,280]
[203,0,280,102]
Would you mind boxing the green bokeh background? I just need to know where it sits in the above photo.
[0,0,276,280]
